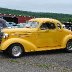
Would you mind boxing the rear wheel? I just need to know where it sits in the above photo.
[66,40,72,52]
[7,43,24,58]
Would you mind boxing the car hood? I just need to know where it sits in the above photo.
[2,28,37,33]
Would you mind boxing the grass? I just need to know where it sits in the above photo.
[34,63,49,69]
[10,59,19,63]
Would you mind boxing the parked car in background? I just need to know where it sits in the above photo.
[63,22,72,31]
[6,22,17,28]
[62,24,66,28]
[0,18,17,29]
[17,23,26,28]
[1,18,72,58]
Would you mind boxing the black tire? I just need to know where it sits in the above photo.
[7,43,24,58]
[66,40,72,52]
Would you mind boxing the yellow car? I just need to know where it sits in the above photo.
[0,18,72,58]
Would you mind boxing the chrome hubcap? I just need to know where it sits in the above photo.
[12,46,22,57]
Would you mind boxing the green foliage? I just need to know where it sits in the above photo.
[68,19,72,22]
[0,7,72,22]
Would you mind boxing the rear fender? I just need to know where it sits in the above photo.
[62,35,72,48]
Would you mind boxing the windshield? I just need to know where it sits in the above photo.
[24,21,39,28]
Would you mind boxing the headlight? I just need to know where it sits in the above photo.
[3,33,9,39]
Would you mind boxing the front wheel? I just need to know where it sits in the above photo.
[66,40,72,52]
[7,43,24,58]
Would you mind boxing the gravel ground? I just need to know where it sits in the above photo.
[0,49,72,72]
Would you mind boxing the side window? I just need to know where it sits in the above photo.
[47,23,56,29]
[40,23,48,30]
[57,23,61,29]
[40,22,56,30]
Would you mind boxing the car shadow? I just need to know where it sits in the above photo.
[0,51,6,58]
[24,49,69,57]
[0,49,70,58]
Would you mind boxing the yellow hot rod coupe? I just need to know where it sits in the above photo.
[0,18,72,58]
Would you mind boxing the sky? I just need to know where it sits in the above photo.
[0,0,72,14]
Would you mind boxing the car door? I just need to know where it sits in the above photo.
[37,22,58,48]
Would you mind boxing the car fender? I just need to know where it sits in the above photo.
[62,34,72,48]
[1,38,37,52]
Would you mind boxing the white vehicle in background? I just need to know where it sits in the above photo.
[6,22,17,28]
[17,23,26,28]
[6,22,26,28]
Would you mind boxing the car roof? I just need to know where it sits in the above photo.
[29,18,60,23]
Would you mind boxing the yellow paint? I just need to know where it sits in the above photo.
[0,18,72,52]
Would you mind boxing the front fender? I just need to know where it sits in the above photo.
[0,38,37,52]
[62,34,72,48]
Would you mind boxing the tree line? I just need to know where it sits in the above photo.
[0,7,72,22]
